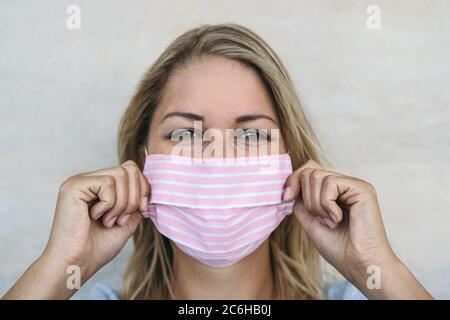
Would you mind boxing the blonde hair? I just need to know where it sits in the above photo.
[118,23,324,299]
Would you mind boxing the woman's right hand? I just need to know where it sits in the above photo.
[43,160,150,284]
[2,160,150,299]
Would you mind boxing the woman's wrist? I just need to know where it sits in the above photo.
[349,251,433,300]
[3,252,79,300]
[35,252,78,299]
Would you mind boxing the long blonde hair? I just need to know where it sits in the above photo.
[118,23,324,299]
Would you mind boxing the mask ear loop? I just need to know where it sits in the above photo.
[144,145,149,157]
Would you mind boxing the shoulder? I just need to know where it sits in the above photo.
[326,280,367,300]
[86,282,120,300]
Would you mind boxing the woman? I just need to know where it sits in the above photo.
[3,24,432,300]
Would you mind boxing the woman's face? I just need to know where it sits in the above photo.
[147,56,286,156]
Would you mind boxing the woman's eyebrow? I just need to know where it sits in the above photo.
[235,114,278,125]
[161,111,204,123]
[160,112,278,125]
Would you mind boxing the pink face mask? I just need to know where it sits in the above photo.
[143,153,294,268]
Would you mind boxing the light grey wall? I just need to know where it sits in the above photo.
[1,0,449,299]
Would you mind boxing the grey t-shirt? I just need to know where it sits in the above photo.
[86,280,366,300]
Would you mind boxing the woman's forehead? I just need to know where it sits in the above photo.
[153,56,277,126]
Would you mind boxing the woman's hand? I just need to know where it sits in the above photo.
[3,160,150,299]
[284,160,432,299]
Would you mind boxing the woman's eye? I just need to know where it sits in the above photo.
[169,128,202,141]
[237,129,270,142]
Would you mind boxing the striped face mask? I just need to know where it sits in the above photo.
[142,153,294,268]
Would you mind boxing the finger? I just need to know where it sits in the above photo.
[73,175,116,220]
[82,167,128,224]
[320,174,378,224]
[300,167,313,212]
[309,169,335,224]
[283,160,322,202]
[138,171,151,212]
[117,161,142,225]
[122,211,142,237]
[293,200,329,239]
[108,210,143,240]
[283,171,300,202]
[100,167,129,228]
[94,212,143,254]
[321,175,345,225]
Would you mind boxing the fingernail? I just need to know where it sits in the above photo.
[93,210,102,220]
[107,217,118,228]
[329,211,338,224]
[282,187,292,202]
[92,206,104,220]
[141,197,149,211]
[118,215,130,226]
[323,217,337,229]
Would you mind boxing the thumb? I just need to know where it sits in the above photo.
[293,200,331,243]
[114,213,142,240]
[99,213,142,247]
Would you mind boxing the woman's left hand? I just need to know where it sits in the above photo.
[283,160,432,299]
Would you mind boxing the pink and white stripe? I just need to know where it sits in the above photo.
[143,154,294,268]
